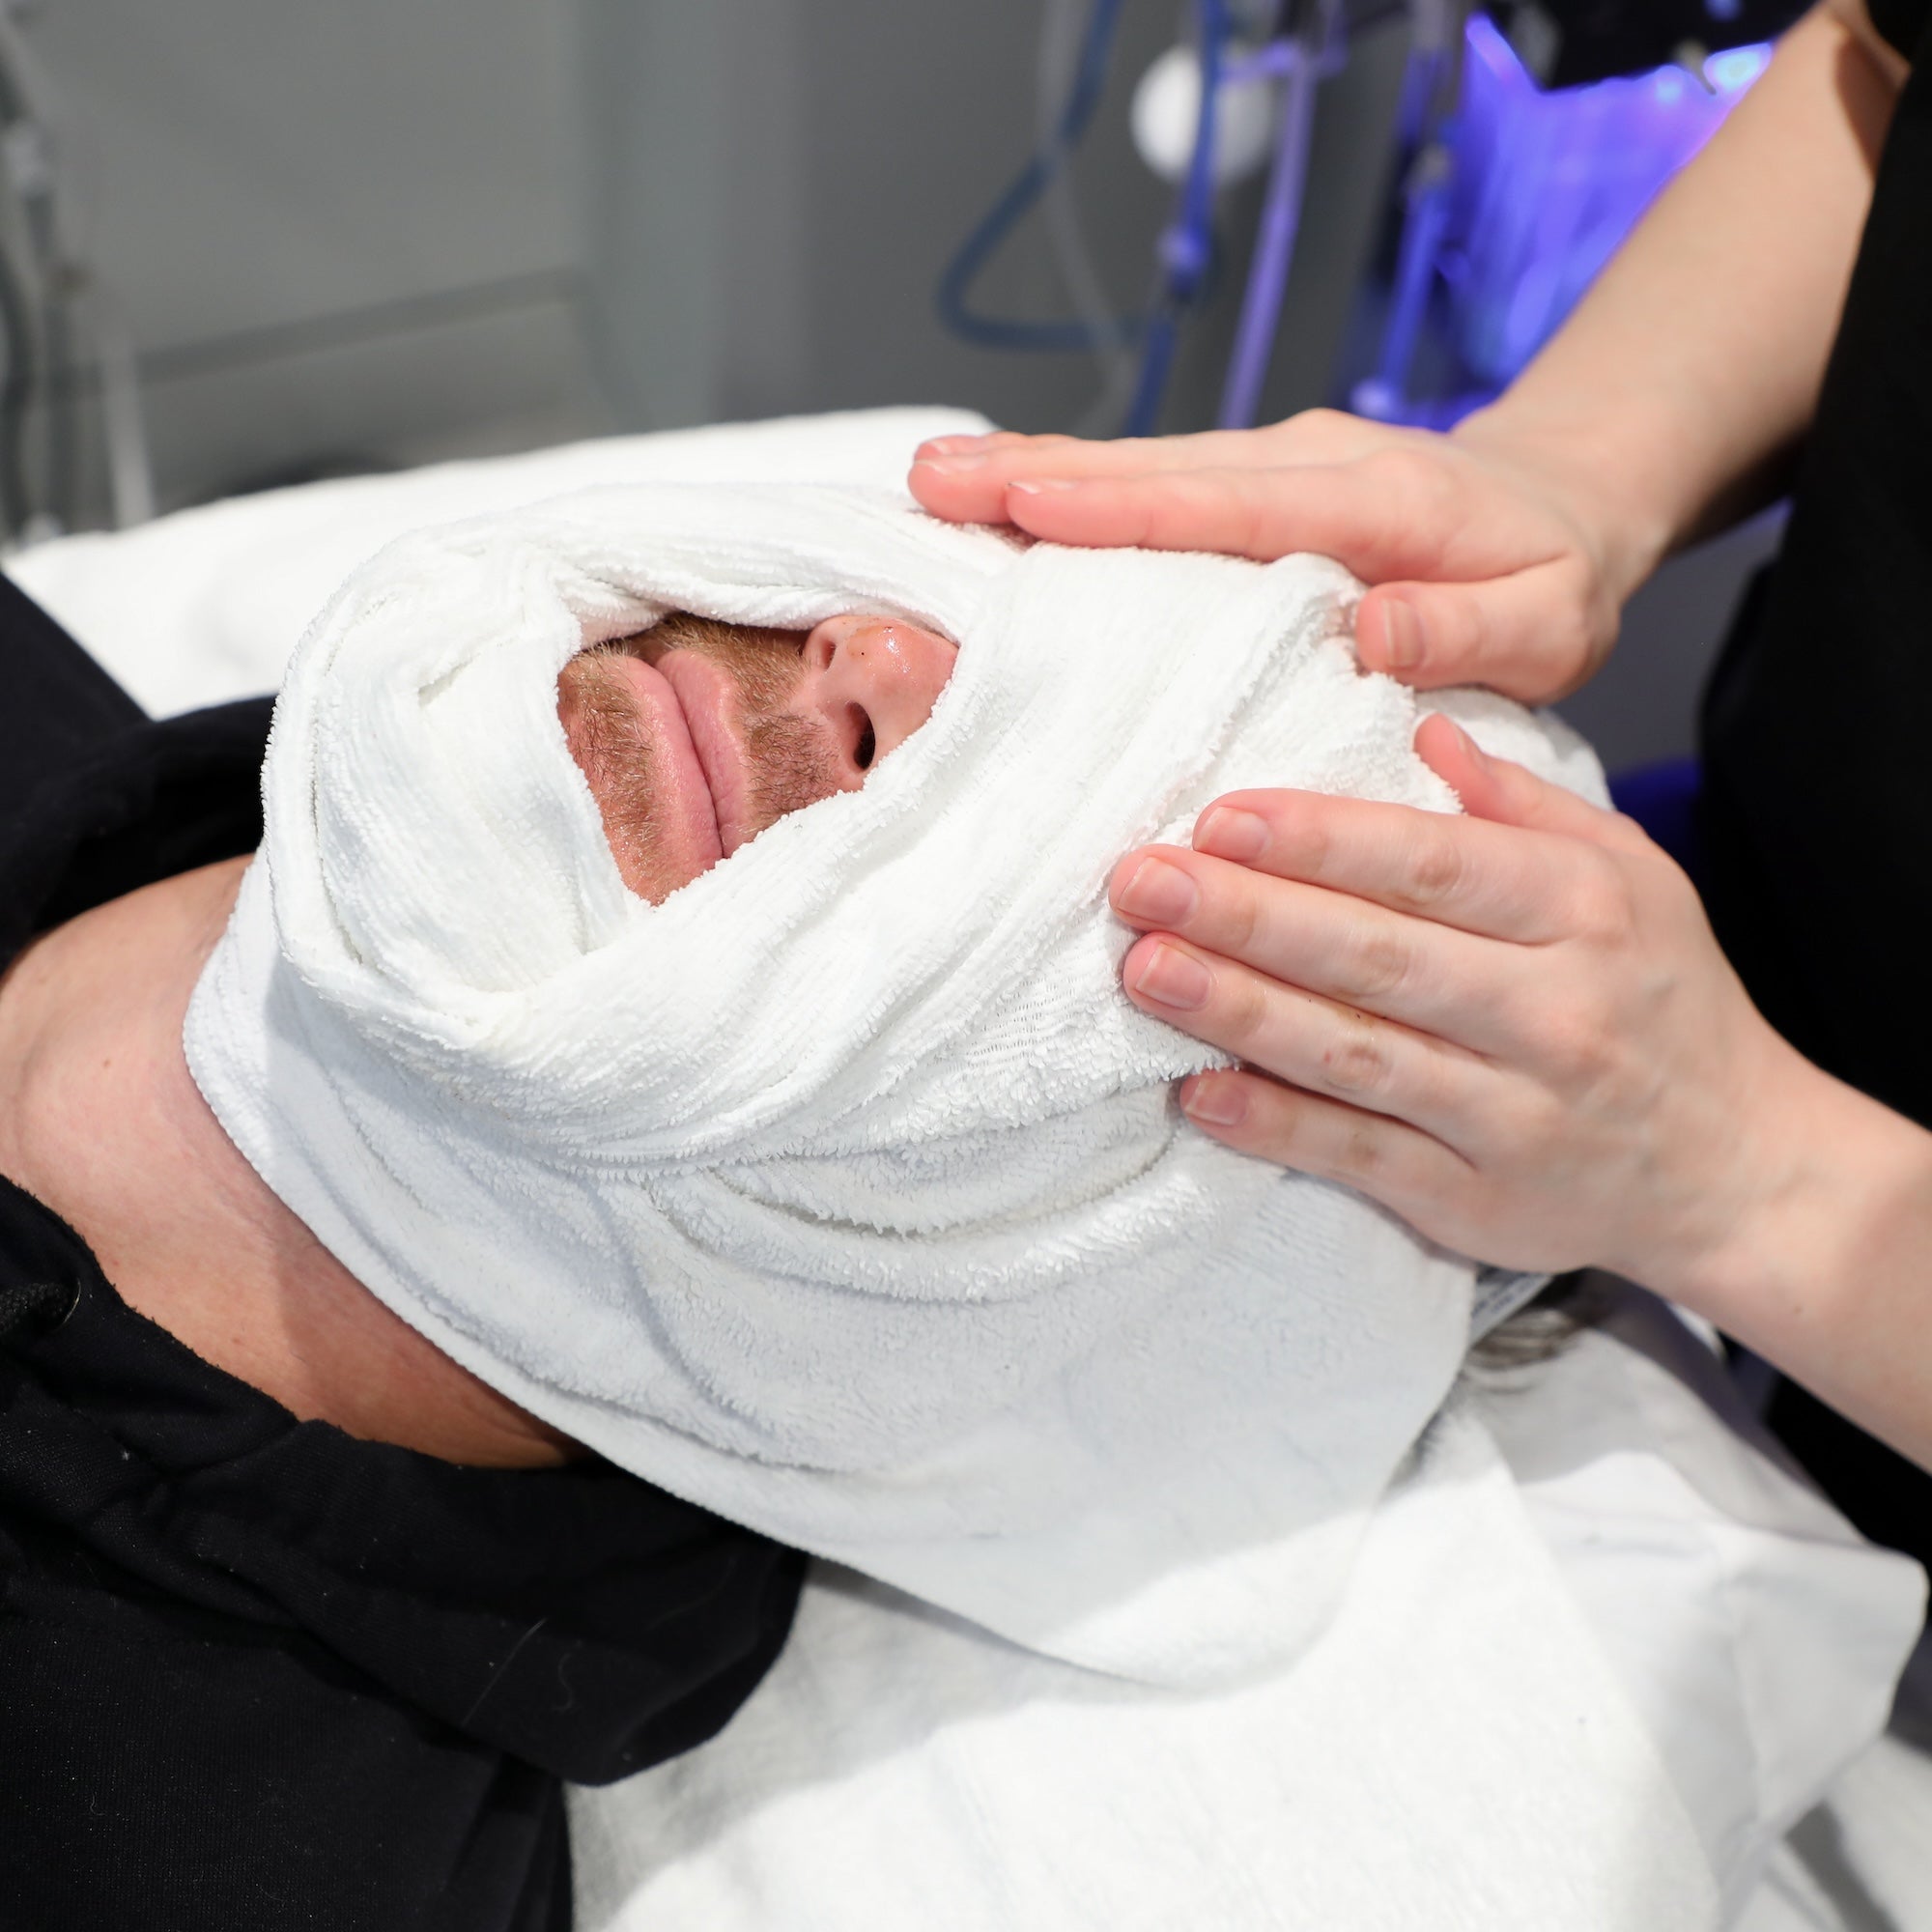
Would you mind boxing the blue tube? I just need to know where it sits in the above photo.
[1217,39,1319,431]
[1122,0,1229,436]
[935,0,1136,355]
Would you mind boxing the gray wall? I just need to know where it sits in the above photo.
[574,0,1413,440]
[16,0,1759,764]
[22,0,593,509]
[23,0,1414,492]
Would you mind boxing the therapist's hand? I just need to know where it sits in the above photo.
[910,415,1668,704]
[1106,716,1810,1294]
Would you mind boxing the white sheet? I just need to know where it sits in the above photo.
[570,1285,1921,1930]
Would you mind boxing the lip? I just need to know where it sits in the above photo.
[596,652,725,880]
[654,649,762,857]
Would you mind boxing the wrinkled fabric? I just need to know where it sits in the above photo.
[186,478,1600,1686]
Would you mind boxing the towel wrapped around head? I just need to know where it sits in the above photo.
[185,481,1605,1686]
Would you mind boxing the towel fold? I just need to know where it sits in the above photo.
[185,476,1601,1685]
[572,1316,1925,1930]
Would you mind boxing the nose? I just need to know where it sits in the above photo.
[793,613,957,781]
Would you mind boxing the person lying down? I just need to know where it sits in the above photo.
[147,483,1922,1925]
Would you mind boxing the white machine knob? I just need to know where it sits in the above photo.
[1130,43,1280,186]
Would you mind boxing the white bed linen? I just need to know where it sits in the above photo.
[568,1283,1920,1930]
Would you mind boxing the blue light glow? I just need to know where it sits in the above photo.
[1443,16,1770,385]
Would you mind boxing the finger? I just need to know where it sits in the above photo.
[910,432,1194,526]
[1110,844,1534,1053]
[990,464,1448,577]
[915,413,1378,485]
[1356,558,1606,701]
[911,430,1030,460]
[991,454,1558,587]
[908,411,1401,531]
[1121,933,1493,1142]
[1176,1067,1474,1218]
[1413,716,1649,856]
[914,412,1381,473]
[1184,787,1603,943]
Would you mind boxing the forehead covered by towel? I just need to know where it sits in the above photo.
[185,481,1602,1685]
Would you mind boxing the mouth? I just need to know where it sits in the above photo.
[591,651,727,881]
[595,643,773,875]
[653,649,764,857]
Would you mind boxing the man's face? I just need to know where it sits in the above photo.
[557,611,958,902]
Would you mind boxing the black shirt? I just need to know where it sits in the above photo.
[1701,0,1932,1123]
[1698,0,1932,1567]
[0,576,804,1931]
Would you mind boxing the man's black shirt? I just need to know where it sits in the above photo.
[0,574,804,1932]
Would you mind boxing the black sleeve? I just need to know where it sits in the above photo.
[0,1550,576,1932]
[1870,0,1927,62]
[0,1181,804,1932]
[0,570,275,956]
[0,569,146,790]
[1697,18,1932,1591]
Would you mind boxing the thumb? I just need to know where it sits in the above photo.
[1414,713,1641,853]
[1357,558,1606,703]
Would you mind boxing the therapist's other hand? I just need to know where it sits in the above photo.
[1107,717,1808,1295]
[909,416,1665,704]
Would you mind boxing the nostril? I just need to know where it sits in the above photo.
[850,706,876,772]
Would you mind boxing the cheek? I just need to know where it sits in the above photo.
[575,745,668,898]
[558,666,690,902]
[744,713,853,827]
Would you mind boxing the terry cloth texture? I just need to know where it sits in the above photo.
[185,479,1603,1689]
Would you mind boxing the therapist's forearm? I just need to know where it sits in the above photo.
[1454,2,1900,594]
[1673,1059,1932,1473]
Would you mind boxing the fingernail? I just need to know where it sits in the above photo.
[1008,477,1076,497]
[1180,1072,1247,1127]
[917,435,989,457]
[1378,599,1424,672]
[1131,941,1211,1010]
[912,454,986,474]
[1447,719,1490,771]
[1115,856,1199,925]
[1194,807,1267,864]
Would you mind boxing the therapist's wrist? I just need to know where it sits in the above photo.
[1645,1039,1844,1321]
[1653,1051,1932,1464]
[1449,402,1676,611]
[1593,1014,1816,1324]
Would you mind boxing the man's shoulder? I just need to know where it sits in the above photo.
[0,696,273,967]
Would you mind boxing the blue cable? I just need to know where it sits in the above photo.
[1122,0,1229,435]
[935,0,1134,354]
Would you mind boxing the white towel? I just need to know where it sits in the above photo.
[574,1401,1729,1932]
[185,476,1602,1687]
[572,1316,1924,1931]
